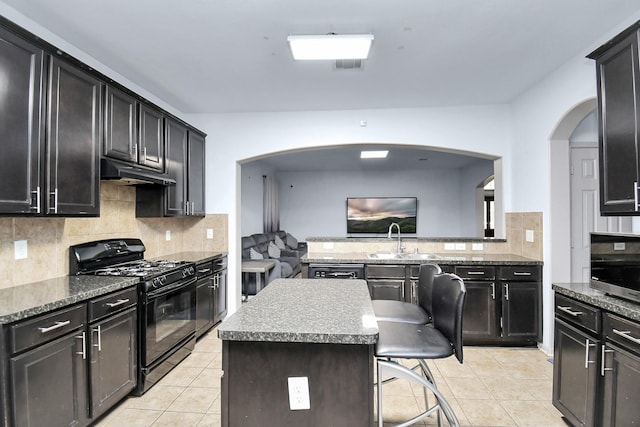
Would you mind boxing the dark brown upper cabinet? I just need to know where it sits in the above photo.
[139,103,165,171]
[0,27,45,214]
[588,22,640,215]
[104,85,138,163]
[46,56,101,216]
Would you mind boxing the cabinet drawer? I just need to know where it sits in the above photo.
[88,287,137,322]
[603,313,640,354]
[366,265,405,279]
[455,266,496,280]
[10,304,86,354]
[500,265,541,282]
[554,294,600,334]
[197,261,214,278]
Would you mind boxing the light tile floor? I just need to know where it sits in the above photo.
[95,328,566,427]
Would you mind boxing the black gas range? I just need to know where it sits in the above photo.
[70,238,197,395]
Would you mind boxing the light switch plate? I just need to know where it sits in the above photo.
[206,228,214,239]
[526,230,534,242]
[455,243,466,251]
[472,243,484,251]
[14,240,27,260]
[165,230,171,241]
[444,243,456,251]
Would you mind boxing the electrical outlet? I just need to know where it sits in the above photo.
[444,243,456,251]
[14,240,27,260]
[455,243,466,251]
[288,376,310,410]
[206,228,214,239]
[526,229,534,242]
[472,243,484,251]
[323,242,334,249]
[165,230,171,241]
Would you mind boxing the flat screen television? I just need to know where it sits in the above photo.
[347,197,417,234]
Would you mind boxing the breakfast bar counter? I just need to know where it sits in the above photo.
[218,278,378,426]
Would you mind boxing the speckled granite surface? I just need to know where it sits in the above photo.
[151,251,227,264]
[0,276,139,324]
[218,278,379,345]
[553,282,640,322]
[306,237,506,243]
[303,252,541,265]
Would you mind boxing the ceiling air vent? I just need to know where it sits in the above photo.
[334,58,363,70]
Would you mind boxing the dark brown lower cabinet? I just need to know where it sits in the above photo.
[461,280,499,342]
[501,281,540,342]
[601,342,640,425]
[10,330,89,427]
[222,340,374,427]
[88,306,137,419]
[553,319,600,427]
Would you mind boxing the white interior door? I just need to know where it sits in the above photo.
[570,147,632,282]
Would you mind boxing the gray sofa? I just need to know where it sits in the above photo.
[241,230,302,295]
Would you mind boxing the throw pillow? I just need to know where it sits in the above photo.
[268,241,281,259]
[249,247,264,260]
[286,232,298,249]
[274,234,287,250]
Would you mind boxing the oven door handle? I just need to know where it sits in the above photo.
[146,277,197,299]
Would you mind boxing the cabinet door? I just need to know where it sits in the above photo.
[552,319,599,427]
[187,130,206,216]
[104,85,137,162]
[462,281,499,343]
[368,279,404,301]
[10,331,89,427]
[214,269,228,324]
[595,31,640,214]
[139,103,164,171]
[0,28,44,214]
[501,281,540,342]
[196,276,214,338]
[89,307,137,419]
[47,56,101,215]
[601,343,640,426]
[164,117,187,216]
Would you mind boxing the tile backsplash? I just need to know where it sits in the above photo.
[0,182,228,289]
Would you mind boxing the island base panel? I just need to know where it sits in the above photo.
[221,340,374,426]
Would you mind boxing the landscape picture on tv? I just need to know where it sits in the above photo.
[347,197,417,234]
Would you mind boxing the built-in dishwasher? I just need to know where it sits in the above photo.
[308,263,365,279]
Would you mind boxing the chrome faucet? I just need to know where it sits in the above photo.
[387,222,404,253]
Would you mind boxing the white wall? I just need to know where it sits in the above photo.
[276,162,493,240]
[192,106,512,312]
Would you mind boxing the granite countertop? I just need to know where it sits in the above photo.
[151,251,227,264]
[553,282,640,322]
[0,276,139,325]
[217,278,379,345]
[302,252,541,265]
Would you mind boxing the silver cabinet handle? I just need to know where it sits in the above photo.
[585,339,596,368]
[31,186,41,213]
[513,272,532,276]
[76,332,86,360]
[467,271,486,275]
[93,325,102,351]
[635,181,639,210]
[198,268,212,274]
[557,306,583,317]
[38,320,70,333]
[601,345,614,376]
[613,328,640,345]
[504,283,510,301]
[105,298,130,308]
[49,188,58,213]
[490,283,496,300]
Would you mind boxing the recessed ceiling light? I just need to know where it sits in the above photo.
[361,150,388,159]
[287,34,374,60]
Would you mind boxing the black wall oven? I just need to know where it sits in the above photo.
[591,232,640,303]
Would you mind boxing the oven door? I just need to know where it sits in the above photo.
[143,277,197,366]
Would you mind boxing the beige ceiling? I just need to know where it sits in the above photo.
[2,0,639,114]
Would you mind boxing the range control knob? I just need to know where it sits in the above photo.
[151,275,167,288]
[183,266,195,278]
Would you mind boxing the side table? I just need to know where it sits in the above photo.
[241,260,276,299]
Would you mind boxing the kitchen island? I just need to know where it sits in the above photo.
[217,278,378,427]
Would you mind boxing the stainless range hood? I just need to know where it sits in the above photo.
[100,158,176,186]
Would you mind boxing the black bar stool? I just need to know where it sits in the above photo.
[371,263,441,324]
[375,273,466,427]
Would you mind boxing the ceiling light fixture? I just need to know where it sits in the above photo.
[287,33,374,60]
[360,150,388,159]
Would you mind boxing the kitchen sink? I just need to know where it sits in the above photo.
[367,252,442,260]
